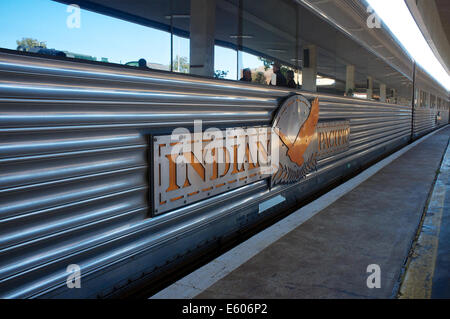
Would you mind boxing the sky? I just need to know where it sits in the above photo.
[0,0,263,80]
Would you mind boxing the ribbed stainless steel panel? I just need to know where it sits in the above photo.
[0,51,444,298]
[413,107,446,137]
[413,66,449,138]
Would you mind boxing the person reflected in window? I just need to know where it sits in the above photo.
[240,68,252,82]
[138,58,149,69]
[271,62,287,87]
[286,70,296,88]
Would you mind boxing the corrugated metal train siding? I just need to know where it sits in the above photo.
[0,52,446,298]
[413,107,447,137]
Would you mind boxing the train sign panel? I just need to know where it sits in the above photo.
[152,94,350,214]
[152,126,277,215]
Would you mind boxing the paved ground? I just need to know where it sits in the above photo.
[433,163,450,298]
[399,133,449,298]
[195,127,449,298]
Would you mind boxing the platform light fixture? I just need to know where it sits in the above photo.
[366,0,450,91]
[164,15,190,19]
[230,35,254,39]
[316,76,336,86]
[267,48,286,53]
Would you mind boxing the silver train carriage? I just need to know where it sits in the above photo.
[0,0,449,299]
[0,51,447,298]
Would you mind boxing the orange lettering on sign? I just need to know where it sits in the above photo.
[165,154,180,192]
[232,144,245,174]
[183,152,205,182]
[220,147,231,177]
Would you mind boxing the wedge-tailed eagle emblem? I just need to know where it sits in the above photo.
[271,94,319,186]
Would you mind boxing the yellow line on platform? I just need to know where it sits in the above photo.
[398,142,449,299]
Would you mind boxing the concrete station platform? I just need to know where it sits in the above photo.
[152,126,450,299]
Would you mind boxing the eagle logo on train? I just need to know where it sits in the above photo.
[271,94,320,186]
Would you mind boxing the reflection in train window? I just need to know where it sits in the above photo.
[0,0,173,69]
[420,90,429,108]
[430,94,436,109]
[0,0,436,107]
[214,45,237,80]
[173,35,190,74]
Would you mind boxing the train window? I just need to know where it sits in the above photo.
[419,90,429,108]
[316,44,343,95]
[212,0,301,87]
[0,0,435,108]
[0,0,175,69]
[170,1,190,74]
[172,34,190,74]
[240,0,299,88]
[430,94,436,108]
[238,51,281,85]
[214,45,237,80]
[414,87,419,108]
